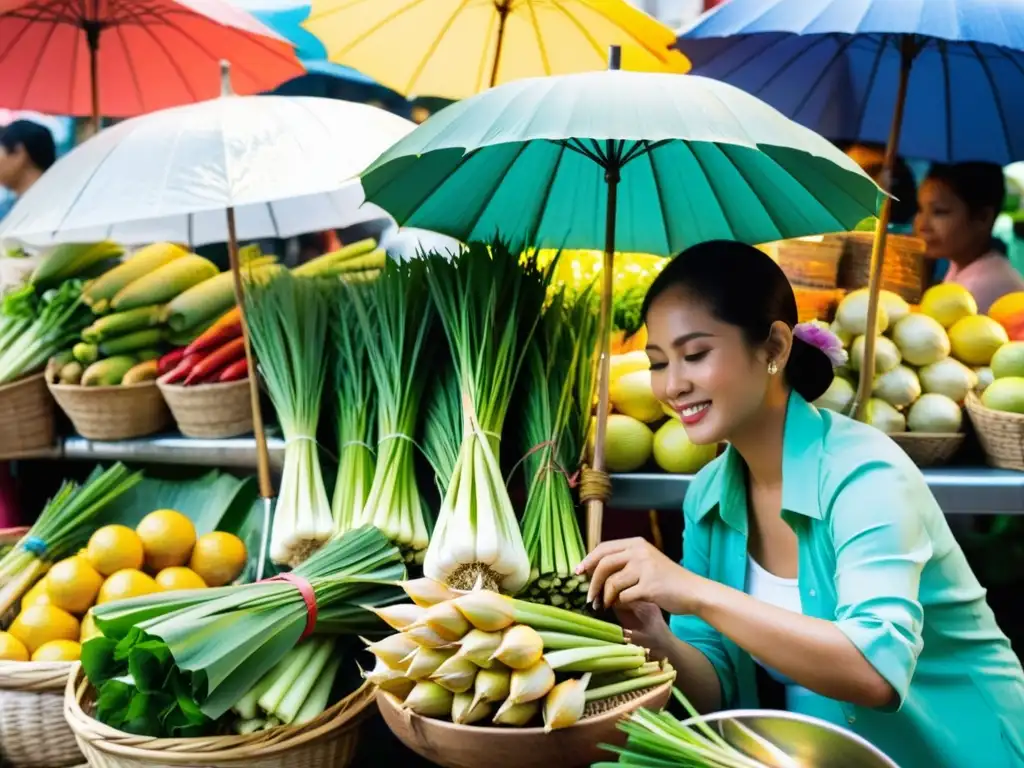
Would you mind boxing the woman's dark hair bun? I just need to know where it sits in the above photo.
[641,240,834,403]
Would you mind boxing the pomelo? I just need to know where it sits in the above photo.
[991,341,1024,379]
[890,314,950,367]
[879,290,911,326]
[919,357,977,403]
[850,335,901,374]
[948,315,1010,366]
[981,377,1024,414]
[867,398,906,433]
[652,420,718,474]
[837,289,889,336]
[920,283,977,328]
[814,376,855,414]
[873,365,922,409]
[907,393,963,433]
[610,369,663,423]
[604,415,654,472]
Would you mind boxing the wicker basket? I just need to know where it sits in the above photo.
[965,392,1024,471]
[47,382,170,442]
[792,287,844,323]
[65,663,372,768]
[888,432,966,467]
[157,379,253,439]
[831,232,928,303]
[0,374,56,459]
[774,238,846,289]
[377,681,673,768]
[0,660,80,768]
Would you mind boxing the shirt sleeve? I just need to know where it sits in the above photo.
[669,490,738,708]
[828,459,933,711]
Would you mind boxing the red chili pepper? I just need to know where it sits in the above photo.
[184,317,242,358]
[184,337,246,386]
[217,358,248,383]
[161,353,202,385]
[157,348,186,376]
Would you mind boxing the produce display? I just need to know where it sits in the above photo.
[157,307,249,385]
[368,580,675,730]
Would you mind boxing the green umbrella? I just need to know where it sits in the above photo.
[362,52,883,549]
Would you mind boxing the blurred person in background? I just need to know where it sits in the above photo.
[0,119,55,218]
[916,162,1024,313]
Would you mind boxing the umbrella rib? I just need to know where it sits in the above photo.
[644,143,672,256]
[461,140,534,241]
[524,140,567,249]
[973,42,1018,164]
[854,33,891,140]
[116,5,200,105]
[555,139,604,166]
[266,201,281,240]
[15,13,66,112]
[940,41,953,163]
[110,20,148,114]
[713,33,794,82]
[768,34,856,120]
[551,0,673,63]
[404,0,475,96]
[523,0,553,77]
[685,142,738,242]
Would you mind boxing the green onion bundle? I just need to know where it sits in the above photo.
[330,282,376,537]
[0,463,142,615]
[244,272,333,567]
[519,289,599,609]
[422,363,462,498]
[83,526,405,735]
[346,258,436,563]
[422,243,553,594]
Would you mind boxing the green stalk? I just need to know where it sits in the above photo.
[294,654,343,724]
[276,637,335,723]
[258,637,320,715]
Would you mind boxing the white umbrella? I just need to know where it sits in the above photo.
[0,63,415,579]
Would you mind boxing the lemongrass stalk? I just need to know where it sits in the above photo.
[235,719,266,735]
[294,654,343,725]
[278,637,335,723]
[584,670,677,703]
[233,655,290,719]
[536,630,618,650]
[259,639,320,715]
[544,645,646,671]
[245,273,333,566]
[453,589,625,643]
[422,243,554,593]
[346,259,434,562]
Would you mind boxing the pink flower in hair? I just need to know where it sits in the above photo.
[793,322,848,369]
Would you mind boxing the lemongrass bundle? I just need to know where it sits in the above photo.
[422,364,462,497]
[422,243,553,593]
[84,526,404,733]
[346,259,436,562]
[330,281,376,536]
[519,288,599,609]
[245,272,333,566]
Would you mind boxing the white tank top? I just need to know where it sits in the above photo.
[746,557,801,688]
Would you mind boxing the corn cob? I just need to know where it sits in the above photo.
[292,238,376,277]
[81,356,136,386]
[30,241,124,287]
[73,343,99,365]
[334,249,386,273]
[163,257,277,333]
[83,242,188,311]
[46,350,76,383]
[98,328,164,356]
[122,360,159,385]
[342,269,382,284]
[81,305,164,343]
[59,361,83,385]
[111,254,219,312]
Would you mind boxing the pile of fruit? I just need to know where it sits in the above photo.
[815,284,1024,429]
[0,510,246,663]
[596,348,718,475]
[157,307,247,385]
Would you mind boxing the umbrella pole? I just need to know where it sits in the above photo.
[489,1,511,88]
[853,37,914,422]
[85,16,102,135]
[585,46,623,551]
[226,205,276,580]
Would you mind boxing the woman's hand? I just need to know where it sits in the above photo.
[615,602,673,660]
[575,537,710,615]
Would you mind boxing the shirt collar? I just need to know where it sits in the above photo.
[694,392,826,527]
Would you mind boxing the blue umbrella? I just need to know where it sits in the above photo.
[677,0,1024,419]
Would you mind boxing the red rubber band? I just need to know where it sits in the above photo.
[263,573,318,641]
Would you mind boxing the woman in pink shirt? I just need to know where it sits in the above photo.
[916,162,1024,313]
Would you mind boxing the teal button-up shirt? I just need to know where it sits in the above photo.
[670,393,1024,768]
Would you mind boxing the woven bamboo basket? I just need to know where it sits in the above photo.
[888,432,966,467]
[377,681,673,768]
[0,658,80,768]
[157,378,253,439]
[47,382,170,442]
[774,238,846,289]
[0,374,56,459]
[65,664,373,768]
[832,232,928,303]
[965,392,1024,471]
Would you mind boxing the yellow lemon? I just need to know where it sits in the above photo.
[189,532,247,587]
[136,510,196,572]
[97,569,160,605]
[0,631,29,661]
[8,605,80,654]
[31,639,81,662]
[80,611,100,643]
[21,577,52,610]
[87,525,145,576]
[46,556,103,615]
[155,567,207,591]
[920,283,978,328]
[949,315,1010,366]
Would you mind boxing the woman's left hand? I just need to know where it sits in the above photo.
[575,537,710,615]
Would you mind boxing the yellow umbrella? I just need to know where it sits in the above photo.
[302,0,690,100]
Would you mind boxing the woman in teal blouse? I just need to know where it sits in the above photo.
[578,241,1024,768]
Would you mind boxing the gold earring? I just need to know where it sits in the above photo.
[767,360,778,375]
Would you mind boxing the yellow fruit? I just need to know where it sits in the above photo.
[31,639,81,662]
[80,611,100,643]
[610,369,663,423]
[920,283,978,328]
[155,567,207,591]
[8,605,80,654]
[991,341,1024,379]
[0,631,29,661]
[603,414,654,472]
[981,376,1024,415]
[948,315,1010,366]
[97,569,160,605]
[136,510,196,572]
[652,420,718,474]
[189,532,247,587]
[21,577,52,610]
[46,556,103,615]
[87,524,145,576]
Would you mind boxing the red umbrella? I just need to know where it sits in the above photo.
[0,0,304,130]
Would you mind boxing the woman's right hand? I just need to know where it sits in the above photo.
[615,601,672,660]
